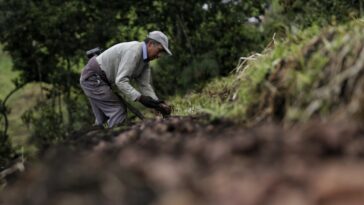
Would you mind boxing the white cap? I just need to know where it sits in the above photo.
[147,31,172,55]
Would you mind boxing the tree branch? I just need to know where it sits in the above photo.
[1,82,27,142]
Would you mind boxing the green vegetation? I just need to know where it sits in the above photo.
[0,47,45,159]
[6,84,44,143]
[0,46,16,99]
[172,20,364,125]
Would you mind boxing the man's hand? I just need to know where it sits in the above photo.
[138,95,172,117]
[156,102,172,117]
[138,95,160,108]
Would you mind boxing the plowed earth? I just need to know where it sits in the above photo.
[1,116,364,205]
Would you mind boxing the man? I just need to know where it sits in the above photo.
[80,31,172,128]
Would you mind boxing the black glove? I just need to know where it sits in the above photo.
[138,95,160,108]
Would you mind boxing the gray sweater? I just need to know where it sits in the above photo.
[96,41,158,101]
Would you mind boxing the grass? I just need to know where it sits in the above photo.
[170,20,364,123]
[169,35,299,121]
[170,75,237,119]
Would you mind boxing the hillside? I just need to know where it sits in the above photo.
[172,20,364,126]
[1,20,364,205]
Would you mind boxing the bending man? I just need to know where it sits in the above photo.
[80,31,172,128]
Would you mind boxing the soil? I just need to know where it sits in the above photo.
[1,116,364,205]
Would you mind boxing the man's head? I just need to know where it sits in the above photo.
[144,31,172,61]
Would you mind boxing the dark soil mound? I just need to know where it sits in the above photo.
[1,116,364,205]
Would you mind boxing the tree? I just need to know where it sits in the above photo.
[269,0,360,28]
[132,0,268,95]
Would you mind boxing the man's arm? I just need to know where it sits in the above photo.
[115,51,142,101]
[137,67,171,117]
[136,67,158,100]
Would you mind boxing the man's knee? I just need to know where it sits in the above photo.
[108,108,127,128]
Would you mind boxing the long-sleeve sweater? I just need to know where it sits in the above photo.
[96,41,158,101]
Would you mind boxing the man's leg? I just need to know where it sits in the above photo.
[93,93,127,128]
[88,98,108,126]
[80,75,127,128]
